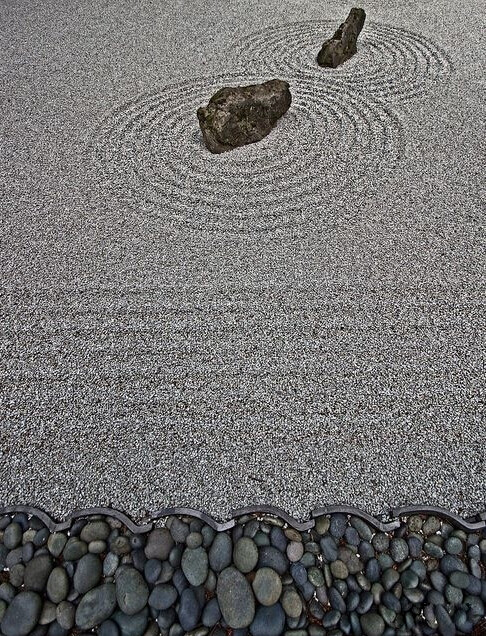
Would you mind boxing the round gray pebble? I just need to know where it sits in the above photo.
[252,568,282,606]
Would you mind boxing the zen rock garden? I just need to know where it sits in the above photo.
[0,510,485,636]
[197,9,366,153]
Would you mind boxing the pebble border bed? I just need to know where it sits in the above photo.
[0,506,485,636]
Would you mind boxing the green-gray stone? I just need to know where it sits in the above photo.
[56,601,75,630]
[216,567,255,629]
[382,568,400,591]
[299,552,315,568]
[445,584,463,605]
[403,588,424,604]
[308,566,324,587]
[400,569,419,589]
[407,516,423,533]
[75,584,117,630]
[186,532,203,549]
[47,533,67,558]
[372,533,389,553]
[181,546,209,586]
[350,517,373,541]
[424,542,444,558]
[445,537,463,555]
[63,538,88,562]
[208,532,232,573]
[23,555,53,592]
[397,557,413,573]
[89,541,107,554]
[80,521,110,543]
[233,537,258,574]
[110,536,131,556]
[252,567,282,606]
[390,538,408,563]
[379,604,396,626]
[115,568,149,615]
[3,523,22,550]
[449,571,470,589]
[46,567,69,603]
[422,516,441,536]
[287,541,304,562]
[281,588,302,618]
[315,517,330,535]
[360,612,385,636]
[39,601,57,625]
[74,554,102,594]
[371,582,384,605]
[330,560,349,579]
[112,607,149,636]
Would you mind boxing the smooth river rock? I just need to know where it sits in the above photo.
[115,567,149,615]
[197,79,292,153]
[317,8,366,68]
[181,546,209,586]
[216,566,255,628]
[1,591,42,636]
[209,532,232,572]
[74,553,102,594]
[23,556,53,592]
[75,584,117,630]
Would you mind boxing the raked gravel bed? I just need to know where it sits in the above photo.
[0,511,485,636]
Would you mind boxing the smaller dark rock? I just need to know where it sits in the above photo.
[250,603,286,636]
[148,584,178,611]
[74,554,102,594]
[317,8,366,68]
[23,556,53,593]
[144,529,174,561]
[201,597,221,628]
[177,588,201,632]
[112,608,149,636]
[209,532,233,573]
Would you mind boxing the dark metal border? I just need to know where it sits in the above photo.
[312,505,401,532]
[151,507,235,532]
[0,505,153,534]
[231,505,315,531]
[0,503,485,534]
[392,505,486,532]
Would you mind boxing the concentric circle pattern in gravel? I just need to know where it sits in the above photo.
[93,74,402,235]
[233,21,452,101]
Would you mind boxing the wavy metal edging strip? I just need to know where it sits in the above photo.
[0,505,153,535]
[312,505,401,532]
[231,505,315,531]
[0,504,485,534]
[151,507,235,532]
[392,505,486,532]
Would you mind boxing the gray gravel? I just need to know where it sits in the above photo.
[0,0,484,521]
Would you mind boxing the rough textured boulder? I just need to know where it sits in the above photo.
[317,8,366,68]
[197,79,292,153]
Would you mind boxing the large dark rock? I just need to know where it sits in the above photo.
[197,79,291,153]
[317,8,366,68]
